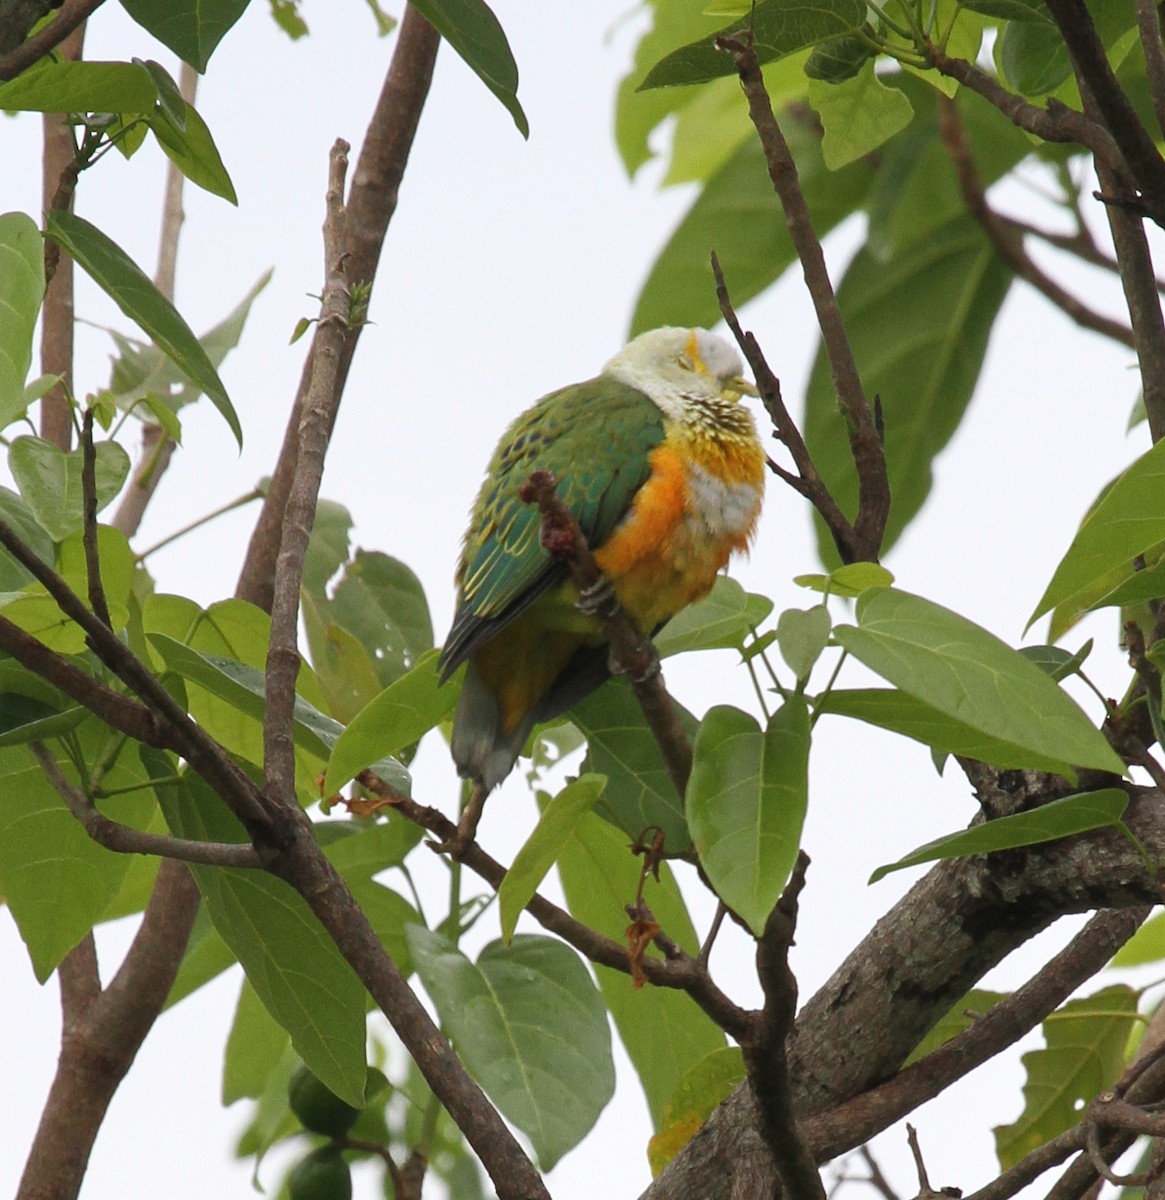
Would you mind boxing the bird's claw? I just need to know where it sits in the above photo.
[577,574,618,618]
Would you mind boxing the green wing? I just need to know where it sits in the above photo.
[439,376,664,674]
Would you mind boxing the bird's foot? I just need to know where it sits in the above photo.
[576,574,618,619]
[608,639,661,683]
[429,783,486,859]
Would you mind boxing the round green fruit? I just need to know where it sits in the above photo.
[288,1066,360,1137]
[288,1147,352,1200]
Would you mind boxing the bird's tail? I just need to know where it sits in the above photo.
[449,661,532,794]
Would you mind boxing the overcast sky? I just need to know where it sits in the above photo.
[0,3,1157,1199]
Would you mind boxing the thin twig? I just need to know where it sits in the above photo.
[520,469,693,797]
[357,768,757,1041]
[32,742,262,867]
[744,852,826,1200]
[80,408,112,627]
[263,139,351,808]
[0,0,104,80]
[1136,0,1165,140]
[938,98,1136,348]
[718,35,889,559]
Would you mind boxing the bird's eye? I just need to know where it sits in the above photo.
[677,354,695,371]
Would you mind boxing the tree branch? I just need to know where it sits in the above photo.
[744,853,826,1200]
[264,139,352,808]
[717,35,888,560]
[938,96,1136,348]
[0,0,104,80]
[520,469,693,797]
[31,742,263,867]
[236,7,440,611]
[1044,0,1165,224]
[80,408,112,627]
[714,253,872,563]
[1135,0,1165,140]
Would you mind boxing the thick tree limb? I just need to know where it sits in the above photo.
[644,783,1165,1199]
[0,0,103,80]
[237,6,440,610]
[718,35,888,560]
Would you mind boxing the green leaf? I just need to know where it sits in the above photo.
[647,1048,745,1176]
[0,59,157,112]
[408,0,528,137]
[165,905,237,1007]
[809,63,914,169]
[0,213,44,432]
[631,125,873,335]
[43,211,241,446]
[776,606,831,681]
[999,18,1072,95]
[804,26,877,82]
[1030,436,1165,628]
[1019,641,1093,682]
[905,990,1007,1066]
[573,678,698,856]
[498,773,607,944]
[325,649,456,794]
[805,218,1012,561]
[148,100,237,203]
[407,928,614,1169]
[302,592,383,724]
[994,986,1140,1168]
[0,731,155,980]
[869,788,1129,882]
[640,0,866,88]
[555,811,725,1126]
[301,498,353,595]
[8,436,130,542]
[152,763,368,1106]
[816,687,1113,775]
[794,562,895,596]
[0,487,52,591]
[653,575,774,657]
[687,699,810,935]
[960,0,1053,20]
[223,979,292,1104]
[326,550,433,687]
[119,0,250,71]
[835,589,1126,779]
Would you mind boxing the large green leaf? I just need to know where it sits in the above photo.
[905,989,1008,1065]
[223,979,292,1104]
[43,212,241,446]
[119,0,250,71]
[152,763,369,1107]
[556,811,726,1127]
[573,678,698,856]
[408,0,527,137]
[0,731,156,981]
[640,0,866,89]
[407,928,614,1169]
[630,125,874,335]
[0,213,44,432]
[686,698,810,936]
[804,218,1012,561]
[498,773,607,944]
[1030,436,1165,628]
[995,986,1140,1168]
[835,589,1126,779]
[817,687,1109,775]
[0,487,53,591]
[0,59,157,111]
[325,649,456,794]
[8,436,131,541]
[647,1047,745,1176]
[869,788,1129,882]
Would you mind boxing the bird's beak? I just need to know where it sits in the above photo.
[721,375,759,401]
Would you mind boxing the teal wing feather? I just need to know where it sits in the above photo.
[439,376,664,676]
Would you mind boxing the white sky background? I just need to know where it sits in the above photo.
[0,2,1158,1198]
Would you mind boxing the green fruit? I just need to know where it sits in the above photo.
[288,1066,360,1137]
[288,1147,352,1200]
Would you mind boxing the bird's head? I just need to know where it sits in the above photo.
[602,327,758,425]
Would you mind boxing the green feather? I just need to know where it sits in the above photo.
[439,376,664,675]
